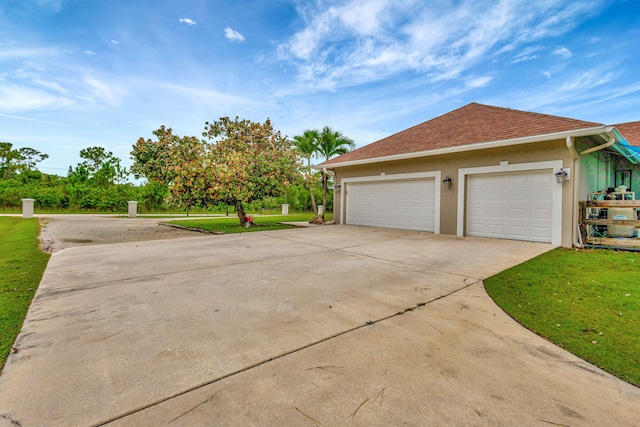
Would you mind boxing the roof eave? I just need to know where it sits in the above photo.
[611,127,640,164]
[315,125,612,170]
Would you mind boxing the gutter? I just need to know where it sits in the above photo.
[579,133,616,155]
[316,125,612,170]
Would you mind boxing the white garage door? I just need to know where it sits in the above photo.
[466,170,554,243]
[346,179,436,232]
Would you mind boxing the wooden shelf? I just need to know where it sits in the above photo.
[585,200,640,208]
[579,200,640,248]
[583,219,640,226]
[585,237,640,248]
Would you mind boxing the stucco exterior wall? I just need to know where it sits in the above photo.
[331,139,575,247]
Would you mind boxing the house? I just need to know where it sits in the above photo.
[319,103,640,248]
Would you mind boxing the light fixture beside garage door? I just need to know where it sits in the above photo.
[554,168,569,184]
[442,176,452,189]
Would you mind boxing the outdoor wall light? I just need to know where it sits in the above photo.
[442,177,452,189]
[335,183,342,192]
[555,169,568,184]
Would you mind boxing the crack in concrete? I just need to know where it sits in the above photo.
[268,233,482,280]
[0,414,23,427]
[36,246,331,297]
[91,279,481,426]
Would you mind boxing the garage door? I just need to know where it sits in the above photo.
[346,179,436,232]
[466,170,553,243]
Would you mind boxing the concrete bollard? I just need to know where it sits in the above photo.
[317,205,324,215]
[128,201,138,218]
[21,198,35,219]
[281,204,289,215]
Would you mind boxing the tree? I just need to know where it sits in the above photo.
[72,146,128,186]
[131,127,205,214]
[201,117,300,226]
[0,142,48,179]
[292,129,320,216]
[131,126,183,185]
[19,147,48,171]
[164,135,205,215]
[317,126,354,221]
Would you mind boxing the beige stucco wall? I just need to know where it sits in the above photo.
[331,139,576,247]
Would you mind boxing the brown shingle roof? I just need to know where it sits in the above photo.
[322,102,603,166]
[614,121,640,147]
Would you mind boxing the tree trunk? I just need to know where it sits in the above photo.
[235,200,247,226]
[310,182,317,216]
[308,158,317,215]
[322,171,327,222]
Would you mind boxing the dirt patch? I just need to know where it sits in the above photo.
[38,216,202,253]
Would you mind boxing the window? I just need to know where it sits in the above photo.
[615,170,631,189]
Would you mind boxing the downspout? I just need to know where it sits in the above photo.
[566,136,583,248]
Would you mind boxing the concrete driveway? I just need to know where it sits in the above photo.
[1,223,639,426]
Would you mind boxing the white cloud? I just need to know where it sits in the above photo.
[465,76,493,89]
[179,18,197,26]
[510,46,542,63]
[84,50,96,55]
[35,0,62,13]
[0,46,58,60]
[553,47,573,58]
[542,71,551,79]
[276,0,608,91]
[111,40,119,45]
[504,66,618,112]
[83,77,127,106]
[224,27,245,42]
[0,83,73,112]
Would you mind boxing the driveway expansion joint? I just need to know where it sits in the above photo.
[92,280,480,426]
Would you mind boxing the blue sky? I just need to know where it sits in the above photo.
[1,0,639,176]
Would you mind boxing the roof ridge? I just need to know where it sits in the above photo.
[465,102,604,126]
[613,120,640,126]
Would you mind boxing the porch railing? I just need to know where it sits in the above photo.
[579,200,640,248]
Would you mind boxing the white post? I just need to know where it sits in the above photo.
[128,201,138,218]
[21,198,35,219]
[317,205,324,215]
[281,204,289,215]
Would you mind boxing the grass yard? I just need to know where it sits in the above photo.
[0,217,50,371]
[485,248,639,387]
[167,213,332,234]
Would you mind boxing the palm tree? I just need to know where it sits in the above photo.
[292,129,320,215]
[317,126,355,221]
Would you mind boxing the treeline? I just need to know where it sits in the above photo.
[0,141,329,213]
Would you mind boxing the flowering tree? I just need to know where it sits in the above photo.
[201,117,300,226]
[131,126,205,214]
[132,118,299,225]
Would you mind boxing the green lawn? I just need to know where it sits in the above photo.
[167,213,332,234]
[0,218,50,371]
[485,248,639,387]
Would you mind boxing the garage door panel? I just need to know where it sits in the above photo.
[508,191,527,201]
[467,170,553,243]
[531,227,552,239]
[509,208,527,219]
[487,208,505,218]
[531,208,551,219]
[346,179,435,232]
[507,226,527,237]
